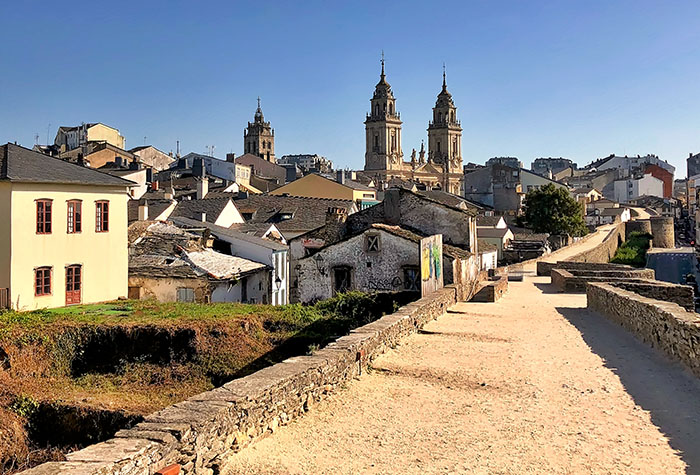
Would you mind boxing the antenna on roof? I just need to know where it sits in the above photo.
[176,140,180,158]
[144,136,147,145]
[34,133,39,145]
[46,123,51,145]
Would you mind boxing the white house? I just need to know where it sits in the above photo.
[613,174,664,203]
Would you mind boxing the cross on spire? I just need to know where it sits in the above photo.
[381,50,385,78]
[443,63,446,86]
[257,96,261,108]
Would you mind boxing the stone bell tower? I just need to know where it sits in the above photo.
[428,67,463,194]
[364,56,403,174]
[244,97,276,162]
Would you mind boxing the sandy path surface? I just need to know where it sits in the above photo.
[225,229,700,474]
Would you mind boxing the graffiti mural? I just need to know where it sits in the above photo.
[420,234,444,296]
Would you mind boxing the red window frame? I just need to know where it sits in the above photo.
[34,266,52,296]
[36,199,52,234]
[95,201,109,232]
[67,200,82,234]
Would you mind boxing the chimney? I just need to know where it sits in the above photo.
[193,157,206,177]
[383,189,401,225]
[226,153,236,163]
[324,207,348,243]
[198,212,207,222]
[336,170,346,184]
[151,180,159,191]
[196,177,209,200]
[138,200,149,221]
[115,157,123,168]
[178,157,187,169]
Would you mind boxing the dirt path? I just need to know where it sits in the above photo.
[224,230,700,474]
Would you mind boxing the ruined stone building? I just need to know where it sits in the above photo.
[363,61,464,195]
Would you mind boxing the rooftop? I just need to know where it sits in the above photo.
[0,143,134,187]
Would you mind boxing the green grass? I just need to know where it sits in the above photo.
[610,231,653,267]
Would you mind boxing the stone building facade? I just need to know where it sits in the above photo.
[363,61,464,195]
[244,98,275,163]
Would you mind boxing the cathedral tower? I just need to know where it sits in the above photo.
[244,98,276,162]
[364,57,403,172]
[427,68,463,194]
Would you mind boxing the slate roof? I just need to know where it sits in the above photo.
[232,194,356,234]
[416,190,490,211]
[477,227,512,239]
[601,207,627,216]
[171,216,288,251]
[478,239,498,252]
[476,215,504,227]
[129,222,267,280]
[128,198,176,223]
[367,223,472,260]
[0,143,134,187]
[171,197,233,224]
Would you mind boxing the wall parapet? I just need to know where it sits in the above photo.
[587,282,700,378]
[21,287,459,475]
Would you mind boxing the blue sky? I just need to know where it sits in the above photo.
[1,1,699,176]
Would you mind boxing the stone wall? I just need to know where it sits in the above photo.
[587,283,700,378]
[625,219,652,240]
[471,274,508,302]
[551,268,655,293]
[567,222,625,264]
[609,281,694,312]
[22,286,460,475]
[537,261,631,277]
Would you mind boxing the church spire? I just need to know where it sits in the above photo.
[254,97,264,122]
[442,63,447,90]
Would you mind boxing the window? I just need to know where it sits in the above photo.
[437,141,441,153]
[333,266,352,293]
[403,267,420,291]
[67,200,82,233]
[365,234,380,253]
[95,201,109,232]
[34,267,52,296]
[36,199,52,234]
[176,287,195,302]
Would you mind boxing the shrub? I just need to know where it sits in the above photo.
[610,232,653,267]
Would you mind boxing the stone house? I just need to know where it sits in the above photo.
[128,223,270,304]
[289,188,479,302]
[54,122,125,151]
[294,223,474,303]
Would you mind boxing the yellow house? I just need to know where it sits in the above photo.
[0,144,133,310]
[270,173,377,207]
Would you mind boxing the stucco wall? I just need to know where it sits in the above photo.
[87,124,125,149]
[9,183,129,310]
[587,282,700,378]
[129,276,210,303]
[21,286,459,475]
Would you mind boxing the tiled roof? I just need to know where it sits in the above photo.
[0,143,134,187]
[232,194,356,233]
[171,197,233,224]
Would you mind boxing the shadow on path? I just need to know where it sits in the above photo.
[557,306,700,475]
[533,282,565,295]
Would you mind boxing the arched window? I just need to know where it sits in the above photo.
[438,112,443,123]
[389,103,393,115]
[437,141,441,153]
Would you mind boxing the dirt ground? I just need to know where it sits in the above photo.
[224,229,700,474]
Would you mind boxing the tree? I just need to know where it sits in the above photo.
[522,184,588,237]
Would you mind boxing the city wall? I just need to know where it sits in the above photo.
[587,282,700,378]
[22,285,461,475]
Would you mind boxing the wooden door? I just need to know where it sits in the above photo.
[66,265,82,305]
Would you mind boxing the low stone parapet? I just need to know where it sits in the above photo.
[537,260,631,277]
[551,267,655,293]
[21,287,459,475]
[471,274,508,302]
[587,282,700,378]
